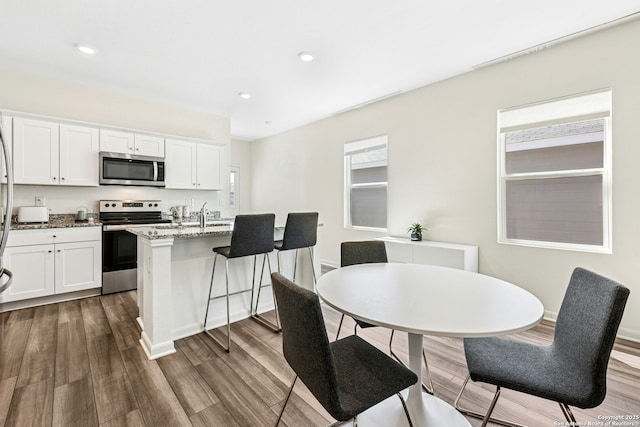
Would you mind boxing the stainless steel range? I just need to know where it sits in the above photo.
[100,200,171,294]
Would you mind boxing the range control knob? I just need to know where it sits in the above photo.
[111,203,116,207]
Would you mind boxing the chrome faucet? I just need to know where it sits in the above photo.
[199,202,208,228]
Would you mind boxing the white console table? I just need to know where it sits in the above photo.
[375,236,478,272]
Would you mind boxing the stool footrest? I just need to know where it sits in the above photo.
[204,329,230,353]
[251,313,281,332]
[210,287,253,301]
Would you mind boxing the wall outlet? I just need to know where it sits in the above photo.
[35,196,45,206]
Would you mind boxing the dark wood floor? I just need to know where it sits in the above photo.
[1,291,639,426]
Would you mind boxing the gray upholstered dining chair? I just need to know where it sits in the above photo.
[202,213,279,353]
[271,272,417,427]
[455,267,630,427]
[274,212,318,288]
[336,240,434,393]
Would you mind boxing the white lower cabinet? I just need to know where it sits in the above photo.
[376,236,479,272]
[1,244,55,302]
[0,227,102,303]
[54,240,102,294]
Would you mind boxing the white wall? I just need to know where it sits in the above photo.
[0,67,232,216]
[250,19,640,340]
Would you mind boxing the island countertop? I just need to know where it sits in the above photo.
[126,222,286,240]
[127,223,233,240]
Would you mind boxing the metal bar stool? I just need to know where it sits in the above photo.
[274,212,318,290]
[202,213,279,353]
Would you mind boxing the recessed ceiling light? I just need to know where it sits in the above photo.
[74,43,97,55]
[238,92,251,99]
[297,51,314,62]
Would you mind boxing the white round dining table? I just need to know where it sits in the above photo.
[316,263,544,427]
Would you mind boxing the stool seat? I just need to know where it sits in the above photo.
[212,246,231,257]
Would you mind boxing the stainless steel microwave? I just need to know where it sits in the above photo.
[99,152,165,187]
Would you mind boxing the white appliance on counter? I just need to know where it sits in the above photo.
[17,206,49,223]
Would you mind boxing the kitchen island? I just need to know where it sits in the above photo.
[127,222,318,359]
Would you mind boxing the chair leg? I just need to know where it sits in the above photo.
[559,403,577,424]
[454,374,524,427]
[275,375,298,427]
[396,392,414,427]
[309,246,318,282]
[251,253,280,332]
[203,254,232,353]
[389,330,434,394]
[335,313,345,341]
[292,248,298,281]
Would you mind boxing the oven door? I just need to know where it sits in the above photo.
[103,229,137,272]
[102,227,138,294]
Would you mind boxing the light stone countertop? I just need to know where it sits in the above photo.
[8,214,101,230]
[126,223,234,240]
[126,221,287,241]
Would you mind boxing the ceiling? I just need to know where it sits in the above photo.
[0,1,638,142]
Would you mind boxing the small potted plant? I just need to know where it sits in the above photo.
[407,222,425,241]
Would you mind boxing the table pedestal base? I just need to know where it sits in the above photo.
[343,390,469,427]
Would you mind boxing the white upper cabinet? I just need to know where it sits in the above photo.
[196,143,221,190]
[99,129,134,154]
[13,118,60,185]
[165,138,196,189]
[134,134,165,157]
[13,118,99,186]
[59,124,99,186]
[1,114,12,184]
[165,139,221,190]
[100,129,165,157]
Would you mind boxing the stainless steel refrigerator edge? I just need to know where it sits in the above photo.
[0,112,15,361]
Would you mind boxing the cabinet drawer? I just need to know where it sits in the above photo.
[7,226,101,247]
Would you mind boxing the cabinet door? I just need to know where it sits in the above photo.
[134,134,165,157]
[0,115,12,184]
[0,244,55,303]
[196,144,221,190]
[59,124,99,186]
[100,129,134,154]
[164,139,197,189]
[54,241,102,294]
[13,118,60,185]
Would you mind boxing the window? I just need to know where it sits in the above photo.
[229,166,239,210]
[498,90,612,253]
[344,136,388,230]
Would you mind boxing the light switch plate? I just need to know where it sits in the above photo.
[35,196,45,206]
